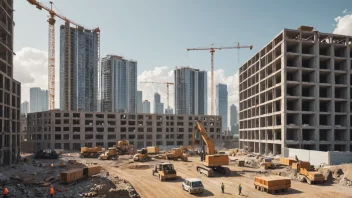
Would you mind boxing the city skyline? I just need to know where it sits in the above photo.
[14,1,352,112]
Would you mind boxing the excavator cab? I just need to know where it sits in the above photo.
[117,140,130,155]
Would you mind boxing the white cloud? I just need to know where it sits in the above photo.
[333,11,352,36]
[137,66,239,125]
[13,47,48,103]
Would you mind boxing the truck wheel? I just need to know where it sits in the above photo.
[152,170,154,176]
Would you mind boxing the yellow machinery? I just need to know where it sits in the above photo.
[79,147,103,158]
[99,147,118,160]
[192,120,230,177]
[117,140,131,155]
[162,146,194,161]
[293,156,325,184]
[133,148,150,162]
[147,146,160,154]
[260,158,276,169]
[152,162,177,181]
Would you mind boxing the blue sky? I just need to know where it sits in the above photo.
[15,0,350,74]
[13,0,352,114]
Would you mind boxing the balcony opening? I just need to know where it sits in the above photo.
[286,129,299,141]
[302,114,315,126]
[302,129,315,141]
[319,114,331,126]
[319,129,330,141]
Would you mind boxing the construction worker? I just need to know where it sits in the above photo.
[221,182,224,193]
[238,184,242,195]
[49,185,55,198]
[3,186,9,198]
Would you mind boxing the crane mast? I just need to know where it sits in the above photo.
[27,0,100,110]
[187,43,253,115]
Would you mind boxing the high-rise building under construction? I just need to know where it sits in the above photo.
[59,24,100,112]
[0,0,21,165]
[101,55,137,113]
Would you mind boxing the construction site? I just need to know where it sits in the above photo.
[2,0,352,197]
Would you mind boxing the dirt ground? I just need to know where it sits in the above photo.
[102,156,352,198]
[3,153,352,198]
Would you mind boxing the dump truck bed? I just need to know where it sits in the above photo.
[254,176,291,192]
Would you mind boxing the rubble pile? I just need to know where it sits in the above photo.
[319,164,352,186]
[0,157,139,198]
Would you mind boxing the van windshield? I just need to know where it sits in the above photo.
[192,181,203,187]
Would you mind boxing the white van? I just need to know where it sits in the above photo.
[182,178,204,194]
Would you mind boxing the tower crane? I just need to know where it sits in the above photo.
[140,81,174,111]
[27,0,100,110]
[187,43,253,115]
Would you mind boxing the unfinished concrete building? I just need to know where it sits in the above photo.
[27,110,222,150]
[0,0,21,165]
[239,26,352,155]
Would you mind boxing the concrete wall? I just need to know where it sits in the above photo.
[284,148,352,166]
[329,152,352,165]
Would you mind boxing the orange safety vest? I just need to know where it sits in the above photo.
[3,188,8,195]
[50,187,54,195]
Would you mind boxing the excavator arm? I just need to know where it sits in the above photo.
[192,120,215,154]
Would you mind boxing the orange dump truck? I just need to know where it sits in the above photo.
[280,158,297,166]
[254,176,291,193]
[292,161,325,184]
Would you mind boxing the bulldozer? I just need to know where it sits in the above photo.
[99,147,118,160]
[133,148,150,162]
[162,146,194,161]
[152,162,177,181]
[80,147,103,158]
[192,120,230,177]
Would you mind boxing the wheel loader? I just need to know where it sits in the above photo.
[99,147,118,160]
[133,148,150,162]
[80,146,103,158]
[152,162,177,181]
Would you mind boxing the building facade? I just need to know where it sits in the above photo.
[154,93,164,114]
[101,55,137,113]
[143,100,151,113]
[165,108,174,114]
[230,104,238,125]
[136,91,143,113]
[239,27,352,155]
[59,24,100,112]
[27,110,222,150]
[30,87,48,113]
[174,67,207,115]
[216,83,228,130]
[21,101,29,115]
[0,0,21,165]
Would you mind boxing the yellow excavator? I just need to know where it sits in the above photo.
[192,120,230,177]
[116,140,131,155]
[162,146,193,161]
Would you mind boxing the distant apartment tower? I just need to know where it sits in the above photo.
[136,91,143,113]
[101,55,137,113]
[230,104,238,125]
[143,100,151,113]
[174,67,207,115]
[165,108,174,114]
[21,101,29,115]
[216,83,228,130]
[59,24,100,112]
[30,88,48,113]
[0,0,21,165]
[154,93,164,114]
[239,26,352,155]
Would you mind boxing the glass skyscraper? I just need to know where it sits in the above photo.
[101,55,137,113]
[30,87,48,113]
[216,83,228,130]
[60,24,100,111]
[174,67,207,115]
